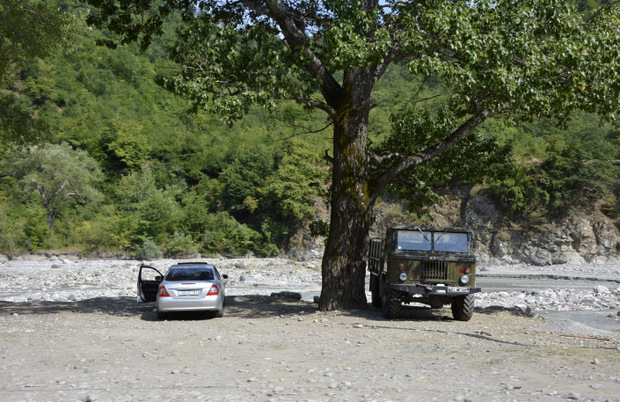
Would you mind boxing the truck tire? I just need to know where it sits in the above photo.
[381,279,402,319]
[451,294,474,321]
[370,275,381,308]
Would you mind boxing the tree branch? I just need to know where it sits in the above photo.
[370,109,492,203]
[262,0,342,108]
[586,0,620,24]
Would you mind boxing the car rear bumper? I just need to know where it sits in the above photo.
[157,296,223,312]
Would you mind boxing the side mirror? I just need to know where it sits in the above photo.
[222,274,229,280]
[155,275,163,282]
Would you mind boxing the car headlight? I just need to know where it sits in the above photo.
[399,272,408,281]
[459,275,469,285]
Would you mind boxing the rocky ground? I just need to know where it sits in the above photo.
[1,256,620,401]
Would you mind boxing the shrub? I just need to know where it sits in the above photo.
[132,238,163,260]
[162,232,199,258]
[76,208,138,253]
[201,212,263,257]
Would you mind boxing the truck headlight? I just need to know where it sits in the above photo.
[459,275,469,285]
[399,272,408,281]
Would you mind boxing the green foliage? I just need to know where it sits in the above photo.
[0,142,103,230]
[489,162,551,224]
[379,105,514,214]
[0,0,77,83]
[201,212,264,257]
[542,153,618,213]
[77,206,139,253]
[155,17,318,122]
[259,141,326,222]
[178,190,210,238]
[135,187,183,243]
[601,198,620,219]
[218,146,276,210]
[489,126,620,221]
[0,209,25,256]
[131,238,163,260]
[161,232,199,258]
[23,204,50,250]
[0,92,50,149]
[103,122,152,172]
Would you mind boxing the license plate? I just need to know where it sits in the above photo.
[178,290,200,296]
[447,286,469,293]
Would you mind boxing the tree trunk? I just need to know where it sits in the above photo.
[318,71,374,311]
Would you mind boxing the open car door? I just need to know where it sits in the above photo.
[137,265,163,303]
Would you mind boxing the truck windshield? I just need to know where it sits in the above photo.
[396,231,432,251]
[434,232,469,253]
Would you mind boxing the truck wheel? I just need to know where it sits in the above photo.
[370,275,381,308]
[451,294,474,321]
[381,280,402,319]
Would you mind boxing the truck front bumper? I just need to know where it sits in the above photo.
[391,283,481,296]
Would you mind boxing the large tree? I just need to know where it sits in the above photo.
[85,0,620,310]
[1,142,102,229]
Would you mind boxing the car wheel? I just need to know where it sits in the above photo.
[381,278,401,319]
[451,294,474,321]
[157,310,167,320]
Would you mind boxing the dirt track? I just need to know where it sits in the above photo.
[1,296,619,401]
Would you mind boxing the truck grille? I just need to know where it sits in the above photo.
[421,260,448,280]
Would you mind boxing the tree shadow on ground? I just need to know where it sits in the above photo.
[0,296,531,323]
[349,303,532,323]
[0,295,320,322]
[0,297,143,317]
[224,295,318,318]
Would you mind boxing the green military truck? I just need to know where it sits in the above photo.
[368,225,480,321]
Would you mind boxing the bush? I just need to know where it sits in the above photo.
[76,208,138,253]
[162,232,199,258]
[131,238,163,260]
[201,212,263,257]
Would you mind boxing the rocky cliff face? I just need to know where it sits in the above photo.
[434,192,619,266]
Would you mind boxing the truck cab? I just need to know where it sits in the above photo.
[368,225,480,320]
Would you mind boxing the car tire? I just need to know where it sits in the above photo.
[451,294,474,321]
[157,310,167,320]
[381,278,401,319]
[215,306,224,318]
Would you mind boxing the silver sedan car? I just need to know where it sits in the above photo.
[137,262,228,320]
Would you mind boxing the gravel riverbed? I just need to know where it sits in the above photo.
[1,256,619,401]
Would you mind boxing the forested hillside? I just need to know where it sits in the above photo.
[0,0,618,259]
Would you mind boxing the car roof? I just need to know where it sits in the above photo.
[388,224,471,234]
[169,262,215,270]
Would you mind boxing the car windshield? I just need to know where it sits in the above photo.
[434,232,469,253]
[166,267,214,281]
